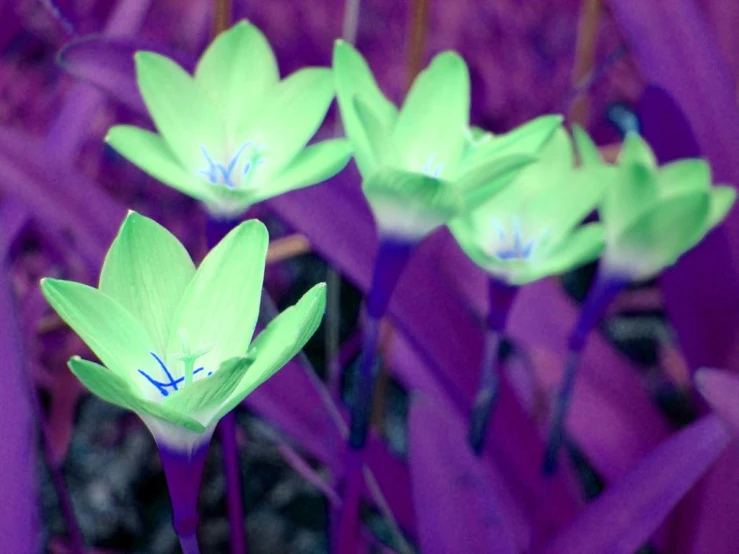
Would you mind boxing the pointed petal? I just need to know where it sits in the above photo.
[41,279,157,380]
[512,223,604,285]
[194,20,279,133]
[363,168,464,241]
[658,158,711,197]
[455,154,536,210]
[463,115,563,168]
[249,139,352,204]
[209,283,326,425]
[601,162,660,241]
[392,52,470,176]
[167,219,269,373]
[68,357,206,432]
[134,51,224,170]
[161,356,251,419]
[245,67,335,186]
[617,132,658,168]
[571,125,604,166]
[707,186,736,229]
[353,96,401,171]
[105,125,216,202]
[99,211,196,355]
[333,40,398,177]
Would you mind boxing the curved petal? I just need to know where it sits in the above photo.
[250,139,352,204]
[68,357,206,432]
[571,124,604,166]
[208,283,326,425]
[333,40,398,177]
[353,96,401,172]
[657,158,711,198]
[194,20,279,134]
[601,162,660,241]
[363,168,463,241]
[166,219,269,373]
[392,52,470,176]
[242,67,335,186]
[708,186,737,229]
[512,223,604,285]
[455,154,536,210]
[105,125,217,203]
[99,211,196,355]
[41,279,157,381]
[134,51,225,170]
[617,132,658,169]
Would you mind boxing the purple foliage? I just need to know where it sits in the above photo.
[1,1,739,553]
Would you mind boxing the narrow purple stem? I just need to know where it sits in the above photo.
[335,238,414,554]
[543,270,627,474]
[179,533,202,554]
[467,278,517,455]
[206,214,248,554]
[158,443,210,542]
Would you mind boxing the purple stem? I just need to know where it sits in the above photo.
[158,443,209,549]
[467,278,518,455]
[206,214,248,554]
[543,271,627,474]
[335,238,414,554]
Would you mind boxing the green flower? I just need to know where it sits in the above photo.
[333,40,560,242]
[599,132,736,281]
[106,21,351,219]
[449,127,609,285]
[40,212,326,451]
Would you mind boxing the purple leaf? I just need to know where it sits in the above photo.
[408,395,517,554]
[537,415,730,554]
[695,368,739,436]
[0,200,39,551]
[57,35,195,113]
[610,0,739,370]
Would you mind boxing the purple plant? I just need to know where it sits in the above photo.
[3,1,739,553]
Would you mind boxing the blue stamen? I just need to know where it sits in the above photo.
[422,153,444,178]
[138,353,214,397]
[198,142,266,190]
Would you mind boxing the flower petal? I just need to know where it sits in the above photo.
[243,67,335,186]
[161,356,252,421]
[353,96,401,172]
[617,132,658,168]
[392,52,470,176]
[41,279,157,381]
[571,125,604,166]
[249,139,352,204]
[167,219,269,373]
[208,283,326,425]
[99,211,196,356]
[134,51,224,170]
[363,168,464,241]
[68,357,206,432]
[194,20,279,134]
[455,154,536,210]
[513,223,605,285]
[105,125,216,203]
[333,40,398,177]
[707,186,737,228]
[657,158,711,198]
[601,162,660,242]
[461,115,563,169]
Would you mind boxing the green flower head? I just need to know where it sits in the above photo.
[106,21,351,219]
[40,212,326,451]
[449,127,609,285]
[599,132,736,281]
[333,40,561,242]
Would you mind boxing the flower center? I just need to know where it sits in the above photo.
[137,352,213,397]
[422,152,444,178]
[197,141,266,190]
[488,217,544,261]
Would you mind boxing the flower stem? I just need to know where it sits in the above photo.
[178,533,202,554]
[467,279,517,455]
[335,238,413,553]
[206,214,248,554]
[543,270,626,474]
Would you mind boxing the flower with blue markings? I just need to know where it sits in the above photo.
[106,21,351,219]
[40,211,326,452]
[333,40,562,243]
[449,127,610,285]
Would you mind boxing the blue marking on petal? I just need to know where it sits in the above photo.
[198,142,266,190]
[138,355,215,397]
